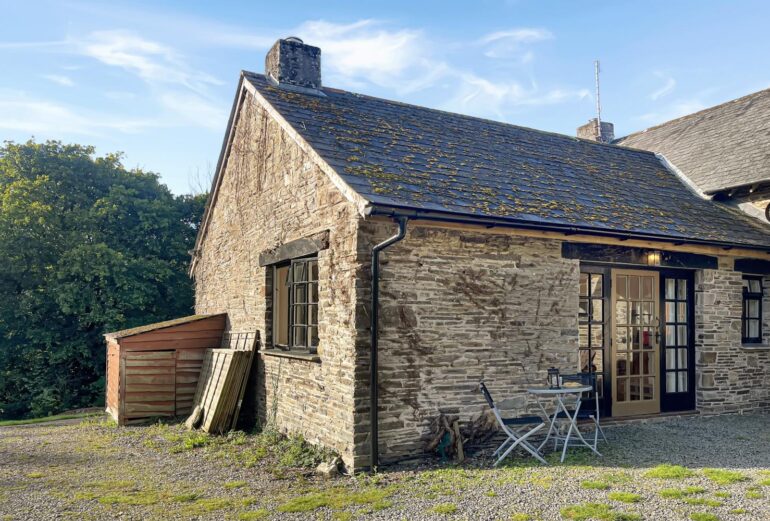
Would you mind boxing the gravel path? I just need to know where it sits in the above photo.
[1,413,769,520]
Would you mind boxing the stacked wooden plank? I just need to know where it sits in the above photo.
[191,348,253,434]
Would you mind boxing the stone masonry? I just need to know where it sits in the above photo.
[695,257,770,413]
[192,94,363,468]
[358,221,581,463]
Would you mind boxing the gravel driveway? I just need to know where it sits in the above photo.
[1,413,769,520]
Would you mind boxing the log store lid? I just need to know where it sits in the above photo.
[104,314,227,340]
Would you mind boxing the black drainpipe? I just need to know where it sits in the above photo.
[370,215,408,471]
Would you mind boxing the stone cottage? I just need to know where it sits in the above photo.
[190,37,770,471]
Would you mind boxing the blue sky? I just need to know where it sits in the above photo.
[2,1,769,194]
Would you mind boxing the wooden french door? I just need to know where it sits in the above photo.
[611,269,661,417]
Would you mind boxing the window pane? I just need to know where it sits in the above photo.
[309,304,318,326]
[677,279,687,300]
[749,319,760,338]
[593,350,604,372]
[591,299,603,322]
[617,378,627,401]
[274,265,290,346]
[666,325,676,346]
[293,262,307,282]
[665,279,676,299]
[579,323,589,348]
[642,302,653,324]
[616,352,628,376]
[590,275,603,297]
[579,298,589,319]
[666,348,676,370]
[743,278,750,290]
[677,325,687,346]
[616,327,629,350]
[310,261,319,281]
[642,377,654,400]
[666,372,677,393]
[591,326,603,348]
[666,302,675,323]
[750,279,761,293]
[677,348,688,369]
[631,327,640,349]
[630,377,641,401]
[293,326,306,347]
[579,273,589,297]
[616,301,629,325]
[294,304,307,325]
[748,299,760,318]
[630,276,640,300]
[631,302,642,324]
[678,302,687,321]
[642,277,653,300]
[309,326,318,347]
[309,282,318,305]
[643,351,653,375]
[294,284,307,304]
[631,352,641,375]
[617,276,628,300]
[678,372,688,392]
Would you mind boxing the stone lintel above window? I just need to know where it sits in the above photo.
[258,231,329,267]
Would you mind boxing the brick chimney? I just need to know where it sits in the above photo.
[577,118,615,143]
[265,37,321,90]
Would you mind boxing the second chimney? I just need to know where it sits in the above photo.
[265,37,321,90]
[577,118,615,143]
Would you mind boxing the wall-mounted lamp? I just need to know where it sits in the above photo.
[647,250,661,266]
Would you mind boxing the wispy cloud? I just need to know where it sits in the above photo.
[41,74,74,87]
[650,71,676,100]
[636,99,708,125]
[477,28,553,59]
[0,91,159,135]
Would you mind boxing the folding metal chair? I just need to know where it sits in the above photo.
[478,382,547,466]
[557,372,608,450]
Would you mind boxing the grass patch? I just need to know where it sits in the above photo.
[644,464,694,480]
[431,503,458,515]
[729,509,747,514]
[172,492,200,502]
[745,489,763,499]
[182,497,241,514]
[25,472,45,479]
[510,515,531,521]
[277,486,394,513]
[690,514,719,521]
[659,486,705,499]
[607,492,641,503]
[224,480,247,489]
[683,498,722,507]
[758,478,770,487]
[713,491,731,498]
[702,469,747,485]
[581,480,610,490]
[331,513,354,521]
[0,412,100,427]
[560,502,641,520]
[238,510,269,520]
[97,491,160,506]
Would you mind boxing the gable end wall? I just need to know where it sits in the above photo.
[192,93,364,468]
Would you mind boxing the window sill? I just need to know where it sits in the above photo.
[260,349,321,363]
[741,343,770,351]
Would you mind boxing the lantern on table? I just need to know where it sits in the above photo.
[547,367,560,389]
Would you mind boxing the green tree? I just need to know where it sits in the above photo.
[0,140,206,419]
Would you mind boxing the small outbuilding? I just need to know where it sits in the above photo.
[104,314,227,425]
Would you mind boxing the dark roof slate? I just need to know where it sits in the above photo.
[616,88,770,194]
[245,72,770,249]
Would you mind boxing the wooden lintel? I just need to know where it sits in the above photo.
[258,230,330,266]
[367,216,770,260]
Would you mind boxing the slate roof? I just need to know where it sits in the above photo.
[616,89,770,194]
[244,72,770,250]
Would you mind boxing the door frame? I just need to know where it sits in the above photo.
[610,268,661,417]
[659,269,696,412]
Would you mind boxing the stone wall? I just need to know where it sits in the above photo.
[192,93,363,468]
[359,221,580,463]
[695,257,770,413]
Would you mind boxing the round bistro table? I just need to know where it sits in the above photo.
[526,385,601,463]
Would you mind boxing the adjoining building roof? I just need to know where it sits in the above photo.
[243,72,770,250]
[616,88,770,195]
[104,314,226,340]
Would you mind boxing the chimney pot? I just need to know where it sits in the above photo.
[577,118,614,143]
[265,37,321,90]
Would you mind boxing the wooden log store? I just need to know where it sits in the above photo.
[104,314,227,425]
